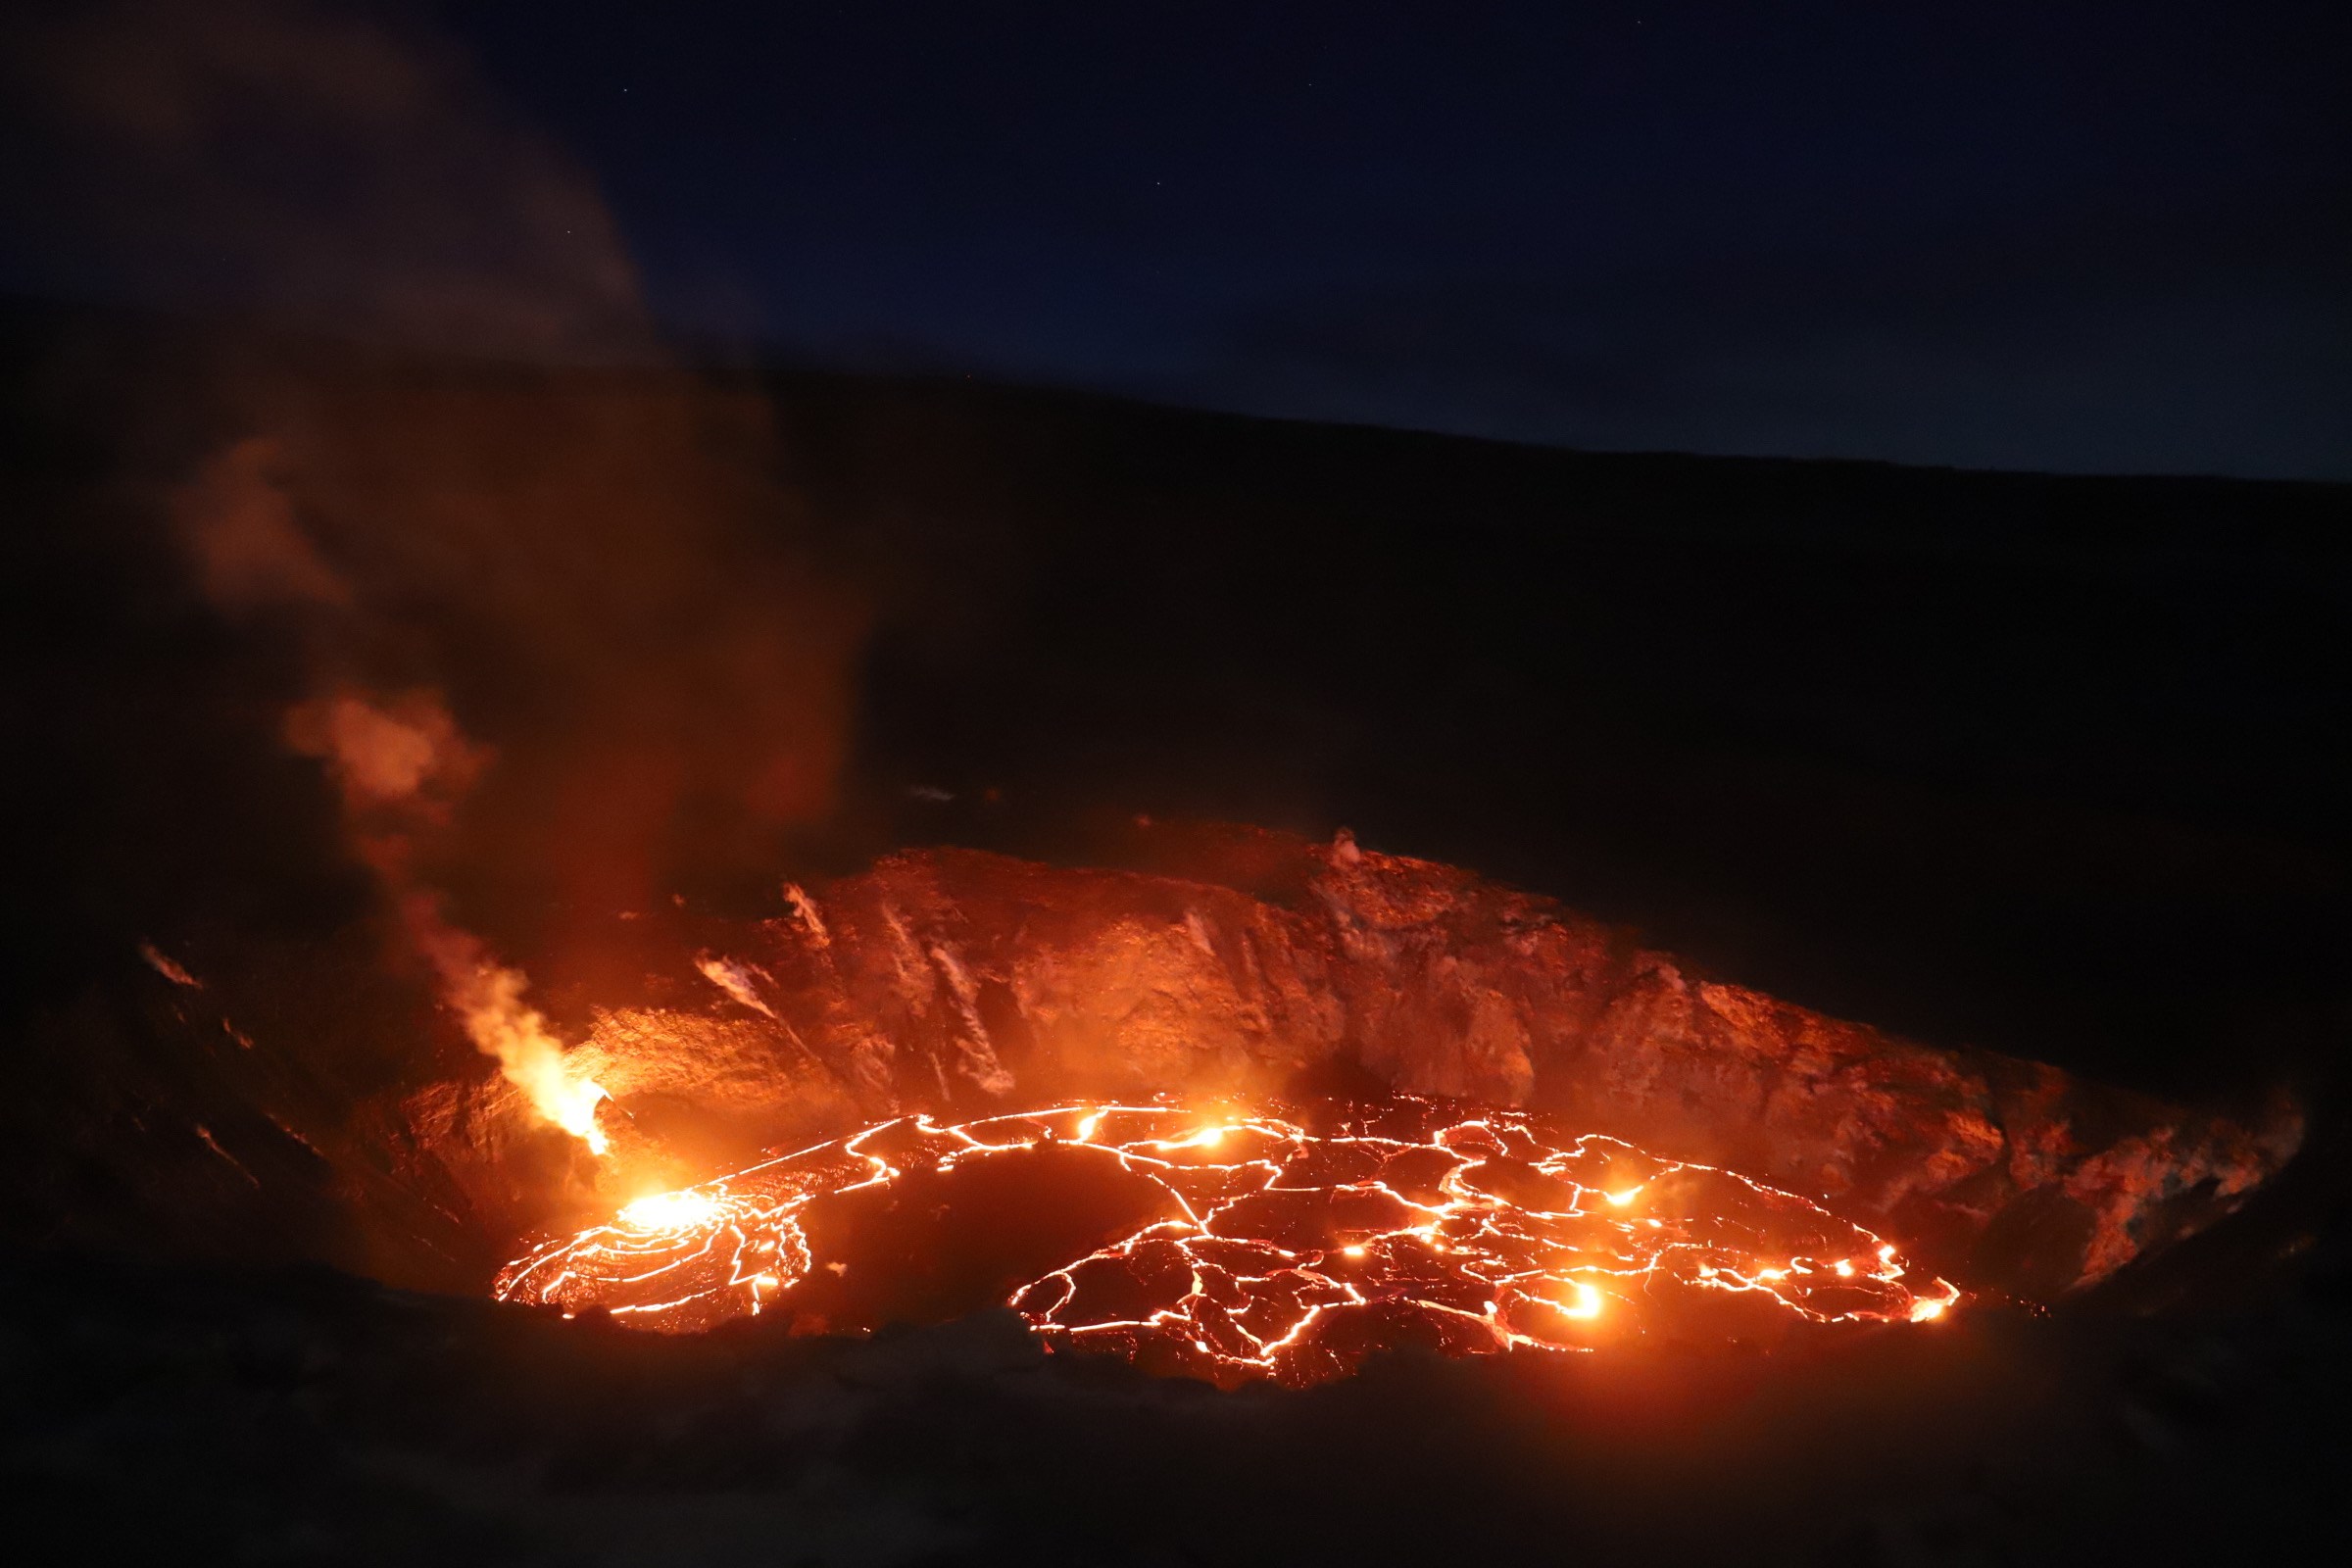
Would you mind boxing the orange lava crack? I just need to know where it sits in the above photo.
[495,1098,1960,1386]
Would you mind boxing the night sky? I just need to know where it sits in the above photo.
[435,1,2350,478]
[14,1,2352,477]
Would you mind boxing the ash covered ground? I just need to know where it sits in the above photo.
[3,301,2349,1562]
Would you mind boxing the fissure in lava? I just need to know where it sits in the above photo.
[495,1097,1958,1387]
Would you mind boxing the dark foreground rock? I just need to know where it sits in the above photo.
[3,1199,2347,1568]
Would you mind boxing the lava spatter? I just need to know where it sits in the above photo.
[494,1098,1961,1385]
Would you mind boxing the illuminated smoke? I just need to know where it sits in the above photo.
[170,437,354,612]
[35,2,858,1154]
[282,685,609,1152]
[401,895,609,1154]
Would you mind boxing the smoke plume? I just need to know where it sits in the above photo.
[28,1,861,1151]
[6,0,642,358]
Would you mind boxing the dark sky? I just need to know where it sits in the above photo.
[18,1,2352,477]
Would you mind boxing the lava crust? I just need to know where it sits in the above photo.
[495,1097,1960,1385]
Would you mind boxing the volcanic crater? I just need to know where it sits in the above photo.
[345,823,2303,1379]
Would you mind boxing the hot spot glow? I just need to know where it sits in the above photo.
[618,1189,724,1232]
[535,1069,612,1155]
[445,960,609,1155]
[495,1097,1964,1384]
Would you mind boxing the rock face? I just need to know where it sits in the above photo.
[415,827,2301,1298]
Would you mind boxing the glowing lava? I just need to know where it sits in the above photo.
[496,1098,1961,1387]
[616,1189,726,1231]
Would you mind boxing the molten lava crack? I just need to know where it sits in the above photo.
[495,1097,1959,1387]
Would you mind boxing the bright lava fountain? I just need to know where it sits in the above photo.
[496,1098,1959,1387]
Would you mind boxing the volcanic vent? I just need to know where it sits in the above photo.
[392,824,2296,1381]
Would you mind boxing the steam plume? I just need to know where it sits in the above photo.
[37,2,860,1152]
[275,685,607,1150]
